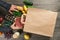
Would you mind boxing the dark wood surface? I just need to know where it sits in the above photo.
[0,0,60,40]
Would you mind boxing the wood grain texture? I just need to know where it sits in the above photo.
[24,8,58,37]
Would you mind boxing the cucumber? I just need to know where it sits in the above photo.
[13,11,23,17]
[23,1,33,6]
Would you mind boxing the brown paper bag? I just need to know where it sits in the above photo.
[24,8,57,37]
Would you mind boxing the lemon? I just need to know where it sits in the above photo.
[24,34,30,40]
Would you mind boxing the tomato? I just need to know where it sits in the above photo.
[0,17,3,23]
